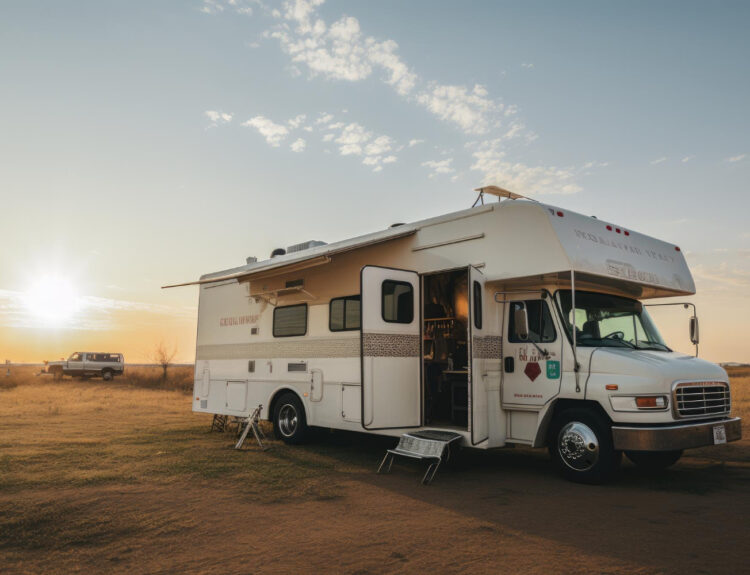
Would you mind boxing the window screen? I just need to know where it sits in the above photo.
[273,304,308,337]
[382,280,414,323]
[330,295,361,331]
[509,300,556,343]
[473,281,483,329]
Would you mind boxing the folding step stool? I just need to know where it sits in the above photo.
[377,430,462,485]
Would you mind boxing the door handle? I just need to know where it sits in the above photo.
[504,357,514,373]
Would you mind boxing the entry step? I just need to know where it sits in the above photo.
[377,430,463,484]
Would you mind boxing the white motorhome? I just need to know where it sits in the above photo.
[166,188,741,482]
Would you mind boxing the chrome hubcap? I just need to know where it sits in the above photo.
[278,403,298,437]
[558,421,600,471]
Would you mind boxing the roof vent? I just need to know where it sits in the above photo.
[246,256,258,264]
[287,240,327,253]
[270,248,286,258]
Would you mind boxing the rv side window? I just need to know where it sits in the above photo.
[330,295,361,331]
[382,280,414,324]
[273,304,308,337]
[473,281,483,329]
[509,300,556,343]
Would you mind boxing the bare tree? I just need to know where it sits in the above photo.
[152,341,177,381]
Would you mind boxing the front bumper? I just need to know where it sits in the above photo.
[612,417,741,451]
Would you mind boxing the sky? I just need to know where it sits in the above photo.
[1,0,749,363]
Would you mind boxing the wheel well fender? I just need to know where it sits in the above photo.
[267,387,308,423]
[534,398,613,448]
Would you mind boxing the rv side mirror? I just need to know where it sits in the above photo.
[513,304,529,341]
[690,316,699,345]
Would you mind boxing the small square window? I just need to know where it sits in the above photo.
[382,280,414,324]
[330,295,361,331]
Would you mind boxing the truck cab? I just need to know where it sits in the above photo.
[502,287,738,482]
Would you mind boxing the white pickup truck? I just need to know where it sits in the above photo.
[47,352,125,381]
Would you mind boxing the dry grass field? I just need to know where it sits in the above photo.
[0,365,748,574]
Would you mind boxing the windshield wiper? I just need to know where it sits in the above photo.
[635,342,672,352]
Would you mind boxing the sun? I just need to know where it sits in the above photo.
[24,274,81,326]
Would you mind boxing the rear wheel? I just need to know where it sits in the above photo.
[549,408,621,484]
[102,370,113,381]
[273,392,309,444]
[625,449,682,470]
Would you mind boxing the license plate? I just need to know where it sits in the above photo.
[713,425,727,445]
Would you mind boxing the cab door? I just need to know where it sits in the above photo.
[501,295,563,407]
[360,266,421,429]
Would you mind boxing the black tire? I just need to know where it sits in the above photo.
[102,370,113,381]
[548,408,621,484]
[272,392,309,444]
[625,449,682,470]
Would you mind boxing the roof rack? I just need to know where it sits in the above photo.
[472,185,534,206]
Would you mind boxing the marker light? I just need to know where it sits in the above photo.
[636,396,667,409]
[606,225,613,231]
[605,384,619,391]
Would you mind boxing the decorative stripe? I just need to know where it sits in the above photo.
[472,335,503,359]
[362,333,421,357]
[196,337,360,360]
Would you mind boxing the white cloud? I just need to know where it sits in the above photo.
[315,113,334,125]
[242,115,290,146]
[269,1,502,136]
[382,155,397,164]
[521,62,534,69]
[270,0,417,96]
[422,158,455,178]
[416,83,501,135]
[290,138,306,152]
[321,133,335,142]
[470,139,582,195]
[287,114,307,129]
[650,157,667,165]
[204,110,233,127]
[681,155,694,163]
[408,139,424,148]
[364,135,393,156]
[335,122,371,156]
[725,154,746,163]
[201,0,256,16]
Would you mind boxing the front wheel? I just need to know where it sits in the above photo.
[102,370,113,381]
[625,449,682,470]
[273,392,309,445]
[549,408,621,484]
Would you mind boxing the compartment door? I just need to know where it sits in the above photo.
[469,266,490,445]
[360,266,421,430]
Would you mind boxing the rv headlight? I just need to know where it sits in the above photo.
[609,395,669,412]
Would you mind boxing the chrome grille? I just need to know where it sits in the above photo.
[673,382,730,419]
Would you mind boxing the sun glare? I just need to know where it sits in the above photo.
[24,275,81,326]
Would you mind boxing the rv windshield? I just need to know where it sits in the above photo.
[557,290,670,351]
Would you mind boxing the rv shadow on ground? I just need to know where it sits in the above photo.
[297,427,750,575]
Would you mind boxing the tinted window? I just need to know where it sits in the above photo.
[509,300,556,343]
[330,295,361,331]
[273,304,308,337]
[473,281,483,329]
[382,280,413,323]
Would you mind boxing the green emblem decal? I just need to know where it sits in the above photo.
[546,360,560,379]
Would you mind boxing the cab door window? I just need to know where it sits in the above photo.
[509,300,557,343]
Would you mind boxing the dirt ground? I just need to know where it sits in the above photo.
[1,367,749,574]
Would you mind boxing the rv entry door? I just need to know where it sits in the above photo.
[468,266,490,445]
[360,266,421,429]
